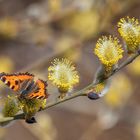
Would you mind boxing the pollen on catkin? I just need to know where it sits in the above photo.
[94,36,123,71]
[118,17,140,53]
[48,58,79,93]
[19,98,46,116]
[2,95,19,117]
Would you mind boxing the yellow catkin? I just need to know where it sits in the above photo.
[48,58,79,93]
[2,96,19,117]
[118,17,140,53]
[94,36,123,71]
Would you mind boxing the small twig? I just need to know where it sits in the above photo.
[105,50,140,79]
[8,50,140,121]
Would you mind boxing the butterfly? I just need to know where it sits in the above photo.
[0,72,49,100]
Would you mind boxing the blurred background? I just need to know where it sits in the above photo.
[0,0,140,139]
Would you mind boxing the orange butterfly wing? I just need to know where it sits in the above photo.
[0,72,34,91]
[27,79,49,99]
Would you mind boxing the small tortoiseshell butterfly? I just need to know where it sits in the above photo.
[0,72,49,99]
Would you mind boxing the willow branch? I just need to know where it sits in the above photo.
[3,50,140,122]
[105,50,140,79]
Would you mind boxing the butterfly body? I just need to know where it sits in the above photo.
[0,72,49,100]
